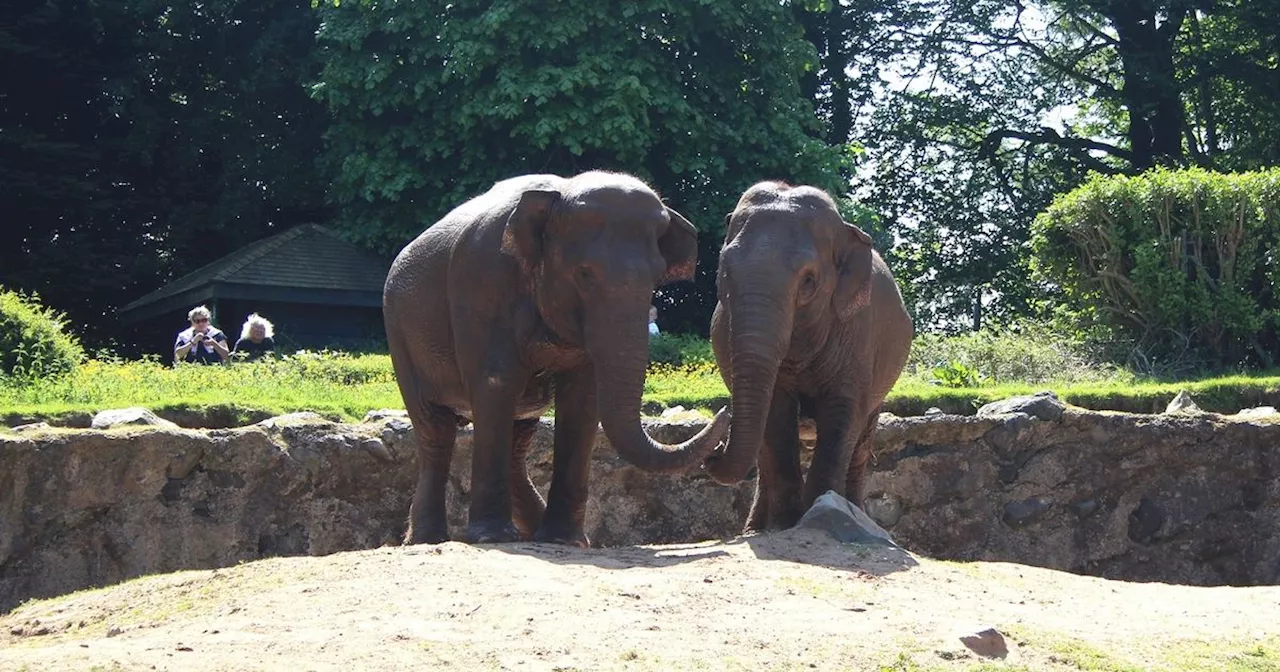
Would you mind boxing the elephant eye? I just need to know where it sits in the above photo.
[799,271,819,301]
[575,265,596,288]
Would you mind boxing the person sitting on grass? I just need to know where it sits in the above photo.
[232,313,276,362]
[174,305,229,365]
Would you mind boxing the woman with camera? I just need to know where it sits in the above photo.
[173,305,230,365]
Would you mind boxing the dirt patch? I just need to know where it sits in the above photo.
[4,529,1279,671]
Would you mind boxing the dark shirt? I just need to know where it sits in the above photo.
[175,327,227,365]
[233,336,275,361]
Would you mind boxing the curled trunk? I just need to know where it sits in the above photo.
[589,308,728,474]
[706,294,792,485]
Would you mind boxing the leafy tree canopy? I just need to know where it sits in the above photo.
[312,0,858,328]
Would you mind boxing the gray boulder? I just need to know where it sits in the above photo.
[362,409,408,423]
[794,490,897,546]
[90,407,178,430]
[977,390,1065,422]
[1164,390,1201,414]
[1236,406,1278,420]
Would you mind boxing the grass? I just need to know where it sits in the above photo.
[6,338,1280,425]
[1,351,403,424]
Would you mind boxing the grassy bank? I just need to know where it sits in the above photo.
[5,351,1280,426]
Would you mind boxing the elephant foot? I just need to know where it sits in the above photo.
[465,519,521,544]
[404,524,449,545]
[535,524,590,549]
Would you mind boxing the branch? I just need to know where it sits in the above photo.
[1042,6,1120,48]
[1005,34,1121,98]
[979,127,1135,173]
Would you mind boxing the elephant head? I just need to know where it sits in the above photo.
[501,171,727,472]
[706,182,874,485]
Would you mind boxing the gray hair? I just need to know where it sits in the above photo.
[240,313,275,340]
[187,305,212,322]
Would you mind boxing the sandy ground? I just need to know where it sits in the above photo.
[3,529,1280,671]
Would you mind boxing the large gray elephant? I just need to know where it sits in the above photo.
[705,181,913,532]
[384,171,728,547]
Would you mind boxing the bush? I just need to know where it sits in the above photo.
[647,333,716,367]
[905,322,1129,385]
[0,288,85,381]
[1032,167,1280,374]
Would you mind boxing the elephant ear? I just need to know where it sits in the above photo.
[657,207,699,285]
[501,189,559,276]
[833,220,875,320]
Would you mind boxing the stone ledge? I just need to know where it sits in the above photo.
[2,407,1277,612]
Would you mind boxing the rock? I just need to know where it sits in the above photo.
[90,407,178,430]
[959,627,1008,659]
[924,407,944,416]
[1127,497,1165,544]
[863,493,904,528]
[383,417,413,436]
[1236,406,1278,420]
[1002,497,1053,528]
[1069,499,1099,516]
[977,390,1065,422]
[4,405,1280,612]
[256,412,330,428]
[658,406,705,422]
[363,409,408,423]
[11,422,51,433]
[358,437,394,463]
[1164,390,1201,414]
[798,417,818,443]
[794,490,897,546]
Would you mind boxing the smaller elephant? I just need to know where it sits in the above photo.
[706,181,913,532]
[383,171,728,548]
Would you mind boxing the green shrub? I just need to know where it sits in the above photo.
[1032,167,1280,374]
[906,322,1128,385]
[647,333,716,367]
[0,288,85,382]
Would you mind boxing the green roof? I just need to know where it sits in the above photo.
[118,224,391,322]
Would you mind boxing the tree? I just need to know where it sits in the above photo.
[794,0,1280,331]
[312,0,853,332]
[0,1,328,351]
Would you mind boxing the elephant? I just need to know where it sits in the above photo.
[704,181,913,532]
[383,170,728,547]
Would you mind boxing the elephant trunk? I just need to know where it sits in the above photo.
[589,302,728,474]
[706,291,793,485]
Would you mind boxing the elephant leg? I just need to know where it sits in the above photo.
[802,394,867,512]
[466,369,524,544]
[747,387,803,532]
[510,418,546,540]
[404,401,460,545]
[536,363,597,548]
[844,404,882,510]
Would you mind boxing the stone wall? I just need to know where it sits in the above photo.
[2,405,1277,611]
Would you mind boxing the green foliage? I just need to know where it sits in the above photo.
[907,322,1128,385]
[312,0,852,256]
[1032,167,1280,374]
[0,351,400,423]
[2,1,329,352]
[929,360,983,388]
[0,288,85,382]
[647,333,716,368]
[9,345,1280,422]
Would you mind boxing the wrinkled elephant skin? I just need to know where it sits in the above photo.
[707,181,914,532]
[384,171,728,547]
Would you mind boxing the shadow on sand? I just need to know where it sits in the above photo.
[482,527,919,579]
